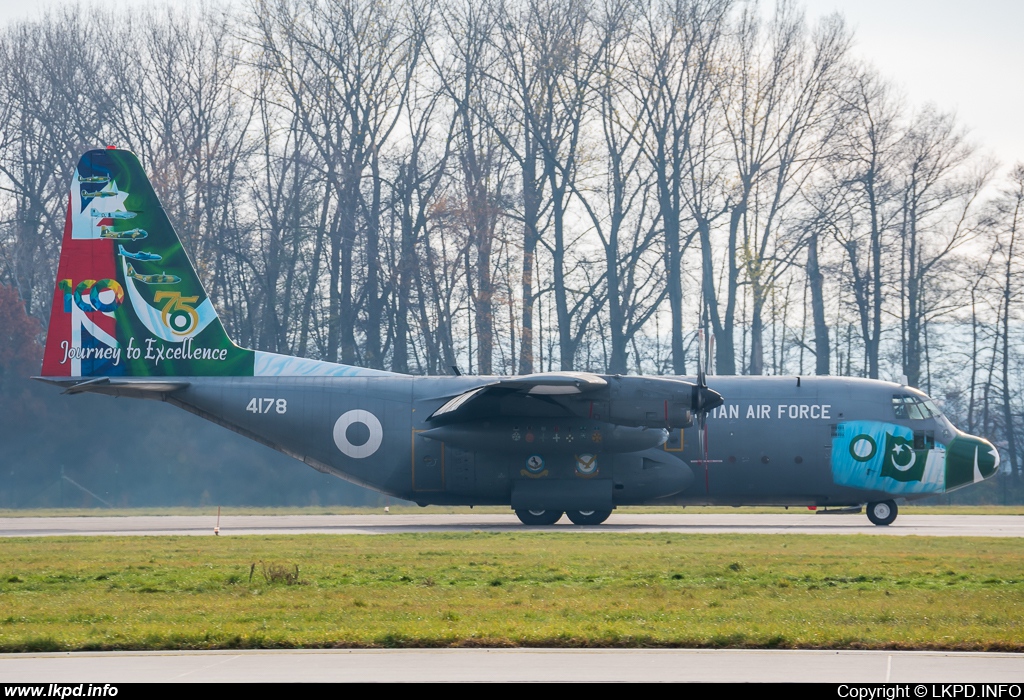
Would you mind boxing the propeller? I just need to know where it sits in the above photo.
[692,320,724,493]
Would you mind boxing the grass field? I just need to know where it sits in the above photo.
[0,533,1021,652]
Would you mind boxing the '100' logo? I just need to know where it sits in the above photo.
[59,279,124,313]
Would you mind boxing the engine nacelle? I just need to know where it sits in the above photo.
[560,376,695,429]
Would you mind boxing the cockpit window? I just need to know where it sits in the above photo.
[906,399,927,420]
[892,394,942,420]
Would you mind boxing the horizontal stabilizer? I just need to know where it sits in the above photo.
[34,376,189,399]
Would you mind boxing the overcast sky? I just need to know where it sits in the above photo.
[0,0,1020,171]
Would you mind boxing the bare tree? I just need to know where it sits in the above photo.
[253,0,424,366]
[984,164,1024,478]
[431,0,512,374]
[571,0,665,374]
[0,10,107,318]
[719,3,849,375]
[820,67,905,378]
[896,106,990,387]
[634,0,732,375]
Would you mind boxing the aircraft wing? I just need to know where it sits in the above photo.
[427,372,608,424]
[427,372,720,431]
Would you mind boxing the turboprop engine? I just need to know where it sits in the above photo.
[556,376,702,429]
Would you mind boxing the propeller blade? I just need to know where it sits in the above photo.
[703,414,710,490]
[696,327,706,388]
[696,310,716,494]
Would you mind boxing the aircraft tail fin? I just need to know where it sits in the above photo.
[41,147,255,378]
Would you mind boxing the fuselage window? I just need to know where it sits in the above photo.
[913,430,935,450]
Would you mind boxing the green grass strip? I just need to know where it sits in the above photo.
[0,533,1021,652]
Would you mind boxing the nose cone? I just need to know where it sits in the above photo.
[693,384,724,413]
[945,434,1000,491]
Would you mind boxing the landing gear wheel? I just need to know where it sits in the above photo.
[566,509,612,525]
[866,500,897,526]
[515,509,564,525]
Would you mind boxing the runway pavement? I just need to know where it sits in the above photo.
[2,648,1024,682]
[0,513,1021,537]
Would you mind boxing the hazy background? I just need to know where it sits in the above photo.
[1,0,1020,508]
[1,0,1018,165]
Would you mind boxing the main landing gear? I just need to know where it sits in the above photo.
[515,509,564,525]
[866,499,898,526]
[514,509,613,525]
[566,509,612,525]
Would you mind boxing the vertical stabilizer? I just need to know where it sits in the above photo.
[41,148,255,377]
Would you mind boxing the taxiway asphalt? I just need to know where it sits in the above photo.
[3,648,1024,682]
[0,513,1020,537]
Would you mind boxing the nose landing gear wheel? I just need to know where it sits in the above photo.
[515,509,564,525]
[866,500,898,526]
[566,509,612,525]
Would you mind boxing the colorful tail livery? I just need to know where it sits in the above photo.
[41,148,255,377]
[41,148,390,380]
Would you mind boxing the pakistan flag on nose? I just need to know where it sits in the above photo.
[880,432,926,482]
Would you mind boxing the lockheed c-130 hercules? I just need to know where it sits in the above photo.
[37,148,1000,526]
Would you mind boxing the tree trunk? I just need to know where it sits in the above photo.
[807,230,830,375]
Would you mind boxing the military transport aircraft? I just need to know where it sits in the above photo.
[100,227,148,241]
[117,244,162,262]
[125,262,180,285]
[36,148,1000,526]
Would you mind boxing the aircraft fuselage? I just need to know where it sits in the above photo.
[166,373,990,511]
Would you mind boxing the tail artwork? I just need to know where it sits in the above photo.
[41,148,255,378]
[40,147,388,381]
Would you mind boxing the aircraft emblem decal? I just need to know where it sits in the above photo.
[520,454,548,479]
[848,434,877,462]
[122,257,217,342]
[333,410,383,459]
[879,433,924,482]
[70,169,131,240]
[575,453,598,476]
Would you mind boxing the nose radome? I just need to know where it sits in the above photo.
[945,434,1000,491]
